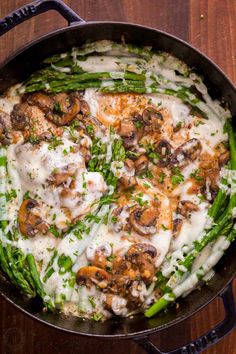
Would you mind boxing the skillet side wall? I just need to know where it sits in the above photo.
[0,22,236,337]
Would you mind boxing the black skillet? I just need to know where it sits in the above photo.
[0,1,236,353]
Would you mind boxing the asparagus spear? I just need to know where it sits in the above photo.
[26,70,145,86]
[145,226,236,318]
[43,41,152,64]
[5,244,35,296]
[27,254,54,311]
[145,120,236,317]
[156,121,235,287]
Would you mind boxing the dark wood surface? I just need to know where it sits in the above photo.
[0,1,236,353]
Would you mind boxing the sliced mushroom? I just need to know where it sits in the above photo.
[46,93,81,126]
[0,111,11,145]
[127,243,157,259]
[59,188,82,208]
[134,155,149,174]
[142,107,163,130]
[124,158,135,172]
[87,242,112,269]
[26,92,54,112]
[80,146,92,164]
[173,218,183,237]
[80,100,90,116]
[135,253,156,284]
[129,207,157,236]
[111,206,130,233]
[155,139,173,167]
[48,163,77,186]
[172,138,202,167]
[218,150,230,167]
[119,119,137,148]
[76,266,110,289]
[18,199,48,237]
[11,102,29,130]
[120,176,137,189]
[177,200,199,218]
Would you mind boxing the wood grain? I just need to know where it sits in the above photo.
[0,1,236,353]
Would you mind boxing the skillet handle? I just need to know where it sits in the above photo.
[0,0,84,37]
[134,283,236,354]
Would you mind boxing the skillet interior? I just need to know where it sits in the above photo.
[0,22,236,337]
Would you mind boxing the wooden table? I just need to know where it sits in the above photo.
[0,1,236,353]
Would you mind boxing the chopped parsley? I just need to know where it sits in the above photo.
[161,224,168,231]
[134,120,143,130]
[140,169,154,179]
[72,220,90,239]
[171,167,184,185]
[195,120,205,127]
[126,151,140,159]
[85,213,101,223]
[23,191,30,200]
[53,101,63,114]
[143,182,151,189]
[107,254,116,262]
[111,216,118,223]
[190,169,203,182]
[98,194,117,207]
[175,121,182,130]
[133,193,148,206]
[158,171,166,184]
[5,189,17,201]
[48,136,63,150]
[89,296,96,309]
[28,135,40,145]
[86,124,94,136]
[91,312,103,322]
[48,225,60,238]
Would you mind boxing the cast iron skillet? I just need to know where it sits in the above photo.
[0,1,236,353]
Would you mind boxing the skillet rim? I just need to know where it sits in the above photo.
[0,20,236,339]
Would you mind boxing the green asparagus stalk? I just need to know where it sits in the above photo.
[27,254,54,311]
[26,70,145,86]
[145,120,236,317]
[0,239,18,286]
[145,226,236,318]
[5,244,35,296]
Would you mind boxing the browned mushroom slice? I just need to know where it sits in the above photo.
[134,154,149,175]
[120,176,137,188]
[18,199,48,237]
[76,266,110,289]
[129,207,157,236]
[0,111,11,145]
[142,107,163,130]
[110,206,130,233]
[135,253,156,284]
[46,93,81,126]
[124,158,135,172]
[127,243,157,259]
[218,150,230,167]
[172,138,202,167]
[91,244,113,269]
[173,218,183,237]
[11,102,29,130]
[177,200,199,218]
[59,188,82,208]
[27,92,54,112]
[155,139,173,167]
[119,118,137,148]
[48,163,77,186]
[80,100,90,116]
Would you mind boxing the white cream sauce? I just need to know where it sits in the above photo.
[0,41,232,320]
